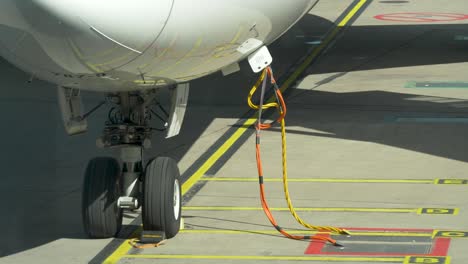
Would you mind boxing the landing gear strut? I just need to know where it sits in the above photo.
[64,84,189,239]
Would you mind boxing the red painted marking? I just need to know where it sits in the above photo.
[374,13,468,23]
[305,238,450,256]
[304,228,451,257]
[305,234,329,254]
[431,238,451,256]
[343,227,433,232]
[306,252,443,256]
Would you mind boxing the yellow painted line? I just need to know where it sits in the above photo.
[102,231,140,264]
[338,0,368,27]
[432,230,468,238]
[417,208,459,215]
[183,206,418,213]
[404,256,451,264]
[103,1,369,263]
[181,118,257,194]
[122,254,404,262]
[278,0,367,94]
[200,177,434,184]
[181,229,432,237]
[434,178,468,184]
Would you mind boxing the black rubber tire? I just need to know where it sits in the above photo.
[82,157,123,238]
[143,157,181,239]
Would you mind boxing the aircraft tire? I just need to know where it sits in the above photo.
[143,157,181,239]
[82,157,123,238]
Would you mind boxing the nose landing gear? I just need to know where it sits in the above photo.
[73,84,189,240]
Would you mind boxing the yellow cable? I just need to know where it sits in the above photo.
[279,118,349,235]
[248,68,349,236]
[247,70,279,110]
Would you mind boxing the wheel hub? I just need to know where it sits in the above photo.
[173,179,180,220]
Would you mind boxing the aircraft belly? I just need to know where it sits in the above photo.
[0,0,316,92]
[118,0,318,85]
[0,0,175,91]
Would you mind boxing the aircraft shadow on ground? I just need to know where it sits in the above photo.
[0,13,467,257]
[281,89,468,163]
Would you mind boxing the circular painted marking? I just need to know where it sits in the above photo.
[374,13,468,23]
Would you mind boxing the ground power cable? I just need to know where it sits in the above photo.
[248,66,350,246]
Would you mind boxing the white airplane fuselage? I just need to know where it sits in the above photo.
[0,0,317,92]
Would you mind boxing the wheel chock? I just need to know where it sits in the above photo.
[140,231,166,244]
[129,231,166,249]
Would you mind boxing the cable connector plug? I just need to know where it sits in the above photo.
[333,241,344,247]
[339,229,351,236]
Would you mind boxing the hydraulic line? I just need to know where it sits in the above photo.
[248,66,350,246]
